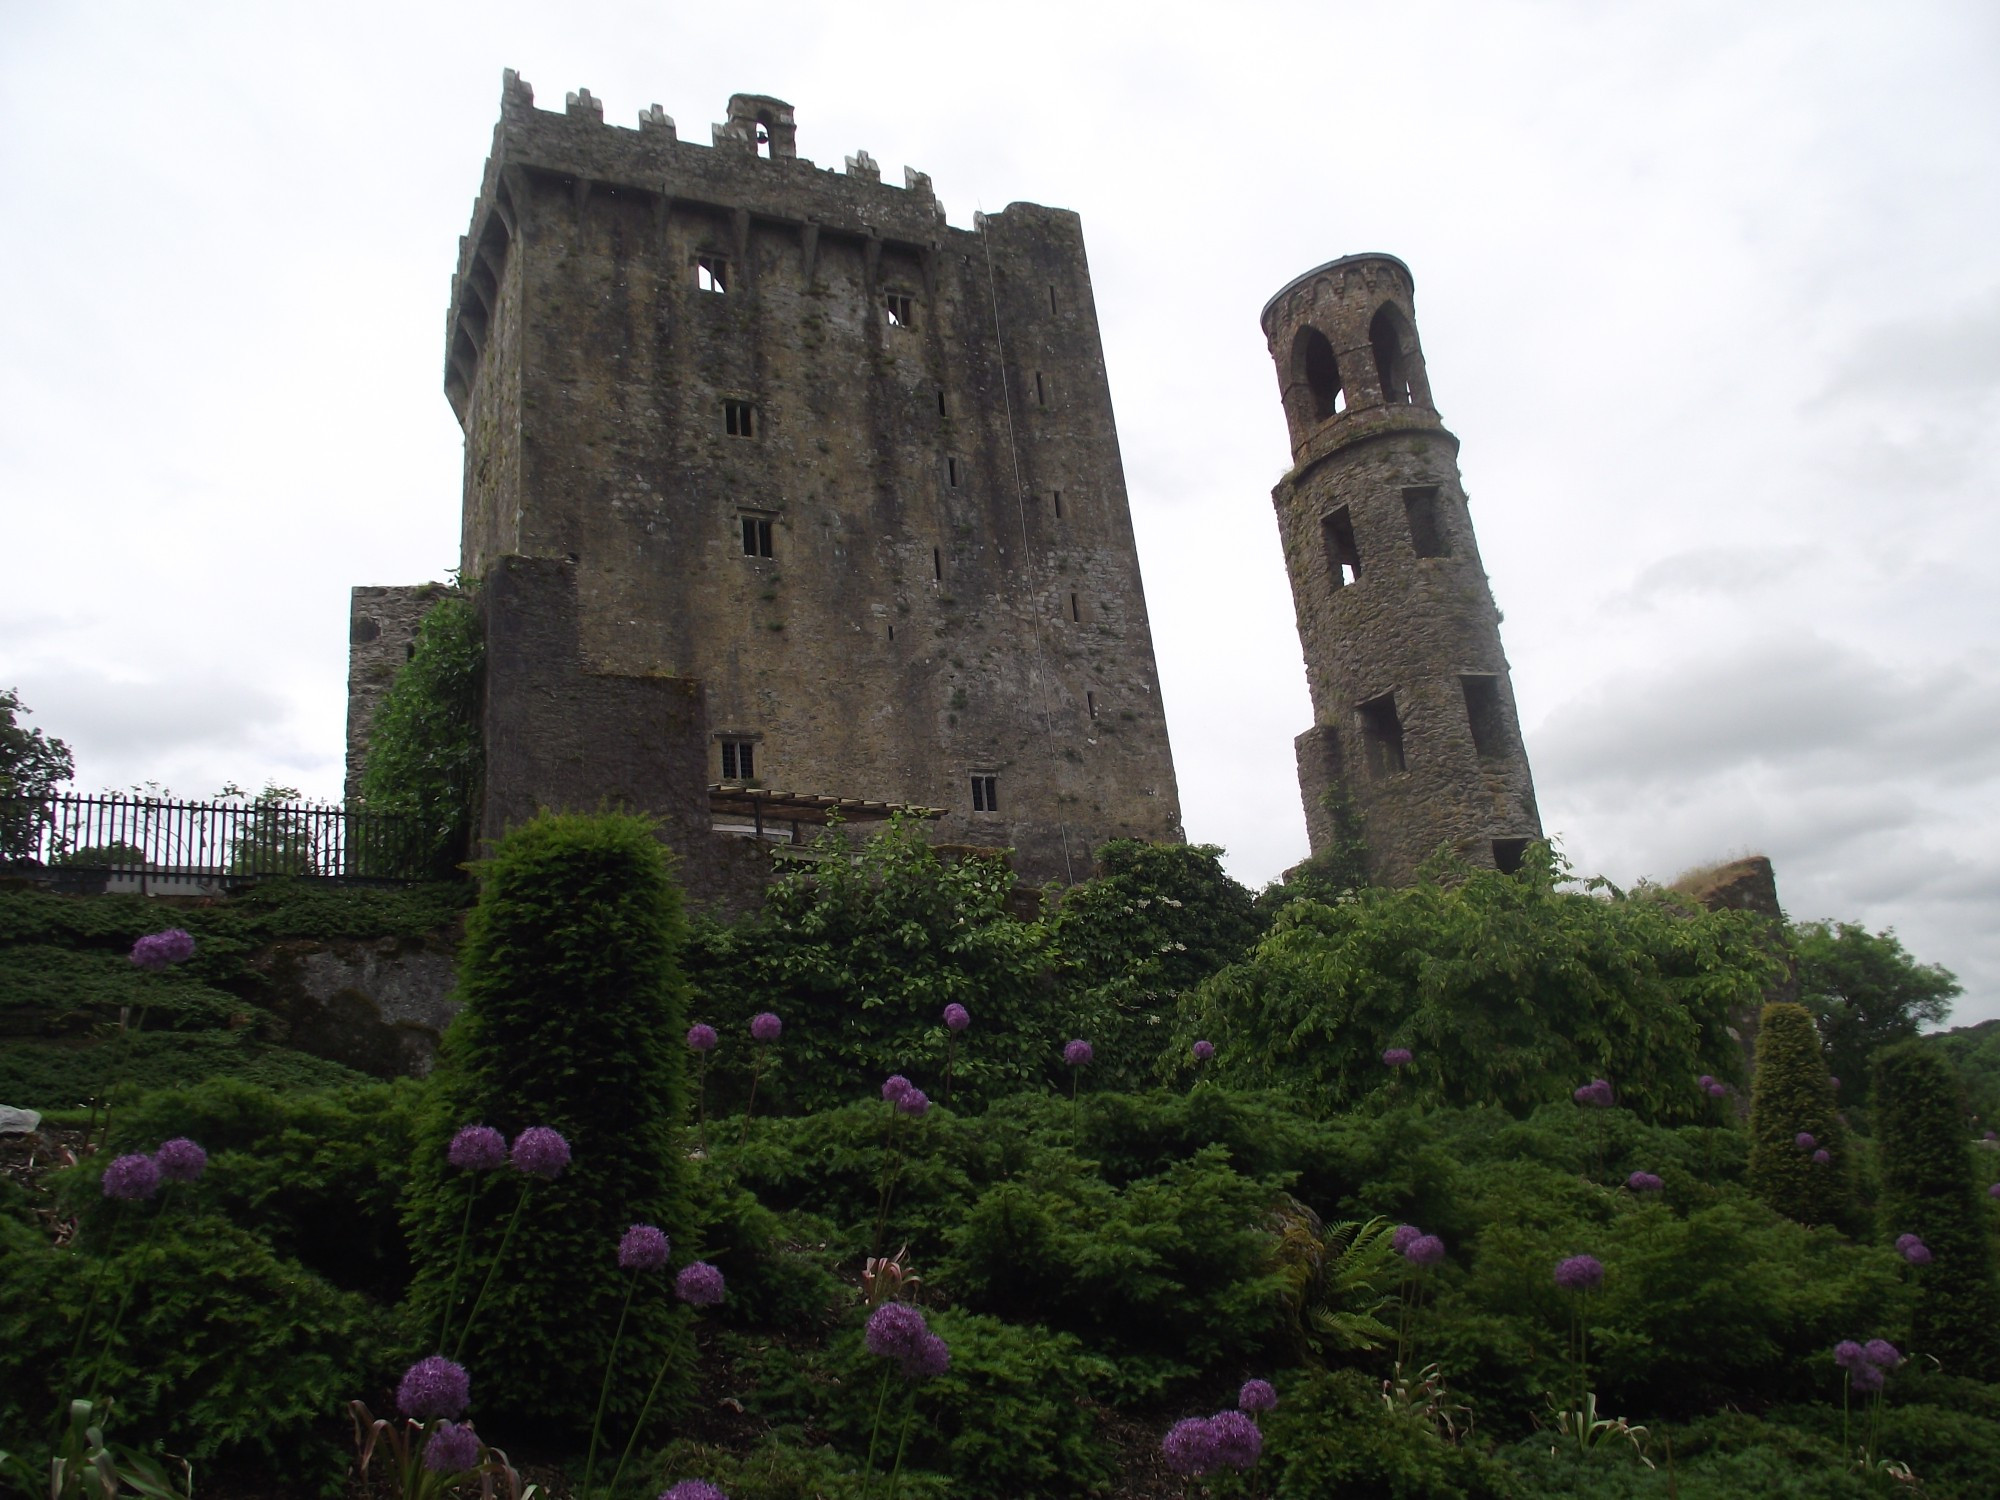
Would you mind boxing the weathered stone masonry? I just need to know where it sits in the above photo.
[1262,254,1541,884]
[350,77,1184,888]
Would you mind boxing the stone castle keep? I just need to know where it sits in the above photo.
[347,77,1538,894]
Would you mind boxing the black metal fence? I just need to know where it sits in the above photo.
[0,792,429,882]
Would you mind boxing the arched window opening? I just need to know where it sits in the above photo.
[1370,305,1416,405]
[755,112,774,158]
[1293,326,1345,421]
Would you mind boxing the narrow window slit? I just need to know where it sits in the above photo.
[1358,693,1406,777]
[1321,506,1361,588]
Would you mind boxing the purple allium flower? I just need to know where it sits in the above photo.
[1831,1077,1843,1091]
[1864,1339,1903,1369]
[102,1153,159,1201]
[676,1261,726,1306]
[1193,1040,1215,1063]
[1697,1075,1716,1090]
[1707,1082,1729,1098]
[1161,1416,1218,1477]
[660,1483,729,1500]
[1834,1340,1866,1371]
[1391,1224,1423,1255]
[1985,1129,1998,1142]
[1573,1079,1614,1108]
[1796,1132,1817,1150]
[1208,1409,1263,1470]
[1064,1039,1093,1068]
[153,1137,207,1183]
[510,1126,570,1180]
[865,1300,929,1361]
[397,1355,470,1420]
[1851,1361,1886,1394]
[129,928,196,971]
[882,1074,913,1104]
[686,1024,718,1054]
[448,1125,507,1171]
[1555,1254,1605,1292]
[1895,1234,1932,1265]
[1626,1171,1664,1193]
[943,1003,971,1033]
[423,1421,481,1473]
[1381,1047,1413,1068]
[896,1088,931,1118]
[904,1330,950,1381]
[619,1224,671,1272]
[1238,1378,1277,1413]
[1404,1233,1446,1268]
[1813,1149,1832,1165]
[750,1012,782,1043]
[1988,1183,2000,1199]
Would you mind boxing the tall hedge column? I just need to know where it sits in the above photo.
[1747,1002,1850,1226]
[403,812,694,1438]
[1873,1041,2000,1379]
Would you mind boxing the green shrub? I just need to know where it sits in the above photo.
[402,811,695,1440]
[358,590,483,878]
[1873,1041,2000,1379]
[0,1032,371,1109]
[683,816,1056,1114]
[0,1209,391,1490]
[96,1077,421,1302]
[1747,1002,1851,1227]
[1175,850,1773,1120]
[1262,1367,1500,1499]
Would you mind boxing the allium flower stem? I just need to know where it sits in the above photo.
[943,1033,956,1110]
[59,1206,124,1423]
[582,1268,641,1498]
[694,1050,710,1153]
[607,1314,693,1498]
[861,1364,895,1498]
[81,1185,174,1406]
[437,1177,484,1354]
[453,1180,533,1363]
[885,1390,918,1500]
[739,1046,769,1148]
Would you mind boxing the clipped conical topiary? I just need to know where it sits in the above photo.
[1747,1002,1850,1226]
[1874,1041,2000,1379]
[403,811,694,1439]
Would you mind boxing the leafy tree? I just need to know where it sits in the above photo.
[1174,846,1776,1120]
[1873,1041,2000,1379]
[1050,839,1264,1087]
[0,687,74,861]
[1747,1002,1852,1227]
[1794,920,1959,1108]
[683,815,1055,1113]
[403,811,694,1439]
[359,592,482,878]
[217,781,325,876]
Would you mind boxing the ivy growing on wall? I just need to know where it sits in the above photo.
[360,593,483,879]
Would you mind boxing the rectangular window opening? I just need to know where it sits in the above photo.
[695,255,729,294]
[1358,693,1407,777]
[886,293,914,328]
[1492,838,1529,875]
[1047,285,1057,315]
[1461,674,1506,758]
[1322,506,1362,589]
[1403,486,1449,558]
[1069,592,1081,622]
[724,400,756,438]
[720,739,756,781]
[1052,489,1063,519]
[1086,691,1097,720]
[946,456,959,488]
[739,516,773,558]
[1035,371,1047,407]
[936,387,947,416]
[887,623,895,641]
[933,547,942,582]
[971,774,999,813]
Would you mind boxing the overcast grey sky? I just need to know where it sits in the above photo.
[4,1,1996,1021]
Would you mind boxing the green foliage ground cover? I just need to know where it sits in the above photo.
[4,825,1999,1498]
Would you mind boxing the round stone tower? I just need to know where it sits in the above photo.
[1261,253,1541,884]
